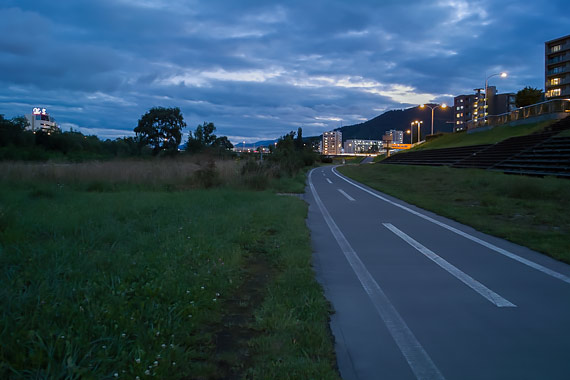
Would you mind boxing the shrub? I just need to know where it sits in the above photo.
[192,160,221,188]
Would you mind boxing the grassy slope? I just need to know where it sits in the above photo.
[414,120,553,151]
[338,165,570,263]
[0,182,339,379]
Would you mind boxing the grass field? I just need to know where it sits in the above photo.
[414,120,553,151]
[0,162,339,379]
[338,164,570,263]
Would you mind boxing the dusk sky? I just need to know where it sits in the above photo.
[0,0,567,143]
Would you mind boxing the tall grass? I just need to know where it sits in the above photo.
[0,155,312,194]
[0,157,233,187]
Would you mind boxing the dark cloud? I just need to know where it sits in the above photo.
[0,0,567,142]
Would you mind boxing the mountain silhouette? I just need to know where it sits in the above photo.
[336,105,454,142]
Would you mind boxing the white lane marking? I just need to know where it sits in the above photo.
[384,223,516,308]
[337,189,355,201]
[309,169,445,380]
[326,178,333,184]
[332,168,570,285]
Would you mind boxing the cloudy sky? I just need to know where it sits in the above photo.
[0,0,567,143]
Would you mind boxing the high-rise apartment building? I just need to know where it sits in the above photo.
[322,130,342,155]
[545,34,570,99]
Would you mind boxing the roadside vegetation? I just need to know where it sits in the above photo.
[0,109,339,378]
[0,181,338,379]
[338,164,570,263]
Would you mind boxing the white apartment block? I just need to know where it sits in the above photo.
[322,131,342,155]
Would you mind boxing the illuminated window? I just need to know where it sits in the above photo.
[551,45,561,53]
[551,78,561,85]
[553,88,561,96]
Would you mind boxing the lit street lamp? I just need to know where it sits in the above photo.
[420,103,448,135]
[411,120,423,144]
[484,72,507,123]
[406,129,411,144]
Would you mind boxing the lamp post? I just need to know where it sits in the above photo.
[484,72,507,123]
[420,103,448,135]
[411,120,423,144]
[406,129,411,144]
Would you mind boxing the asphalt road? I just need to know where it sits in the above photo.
[305,165,570,380]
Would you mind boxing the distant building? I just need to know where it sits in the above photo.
[545,34,570,100]
[344,139,382,154]
[385,130,404,144]
[322,131,342,155]
[453,93,480,131]
[453,87,515,131]
[25,107,59,134]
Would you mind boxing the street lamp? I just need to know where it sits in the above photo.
[484,72,507,123]
[406,129,411,144]
[420,103,448,135]
[411,120,423,144]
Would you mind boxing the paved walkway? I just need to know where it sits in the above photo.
[305,166,570,380]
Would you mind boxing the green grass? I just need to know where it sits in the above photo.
[338,165,570,263]
[0,181,339,379]
[414,120,553,151]
[373,154,386,163]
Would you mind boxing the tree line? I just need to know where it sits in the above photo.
[134,107,233,156]
[0,106,235,161]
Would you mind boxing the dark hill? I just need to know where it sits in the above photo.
[251,105,454,147]
[337,105,454,142]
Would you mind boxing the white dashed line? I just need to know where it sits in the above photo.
[384,223,516,308]
[338,189,355,201]
[309,169,445,380]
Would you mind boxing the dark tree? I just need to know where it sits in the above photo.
[295,127,303,150]
[134,107,186,155]
[0,115,29,146]
[515,87,543,108]
[212,136,234,151]
[186,122,233,154]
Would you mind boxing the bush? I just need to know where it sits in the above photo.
[193,160,221,188]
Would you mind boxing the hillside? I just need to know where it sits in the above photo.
[251,105,454,147]
[337,105,454,141]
